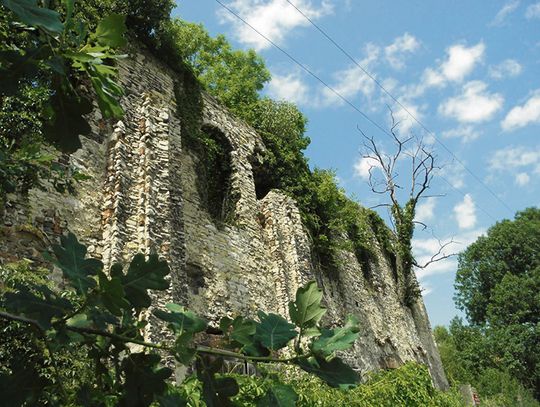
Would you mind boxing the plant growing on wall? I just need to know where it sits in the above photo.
[0,0,127,202]
[0,232,362,406]
[360,111,454,304]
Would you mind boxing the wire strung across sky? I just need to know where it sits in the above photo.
[283,0,513,217]
[213,0,503,222]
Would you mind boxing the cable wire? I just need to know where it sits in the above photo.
[284,0,513,216]
[213,0,499,222]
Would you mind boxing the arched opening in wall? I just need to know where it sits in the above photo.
[198,125,234,223]
[250,145,273,200]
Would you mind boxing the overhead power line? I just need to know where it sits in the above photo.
[213,0,499,222]
[284,0,513,216]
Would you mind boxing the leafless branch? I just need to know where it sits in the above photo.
[369,203,392,209]
[413,237,457,269]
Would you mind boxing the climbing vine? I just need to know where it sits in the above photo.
[0,0,127,204]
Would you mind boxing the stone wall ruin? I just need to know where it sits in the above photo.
[0,47,448,389]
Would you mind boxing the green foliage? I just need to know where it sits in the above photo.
[0,232,364,406]
[3,0,63,34]
[93,13,128,48]
[1,0,127,151]
[297,356,360,389]
[0,261,94,405]
[74,0,175,41]
[255,311,297,351]
[434,323,540,406]
[0,80,83,200]
[452,207,540,398]
[120,353,172,407]
[288,280,326,330]
[118,253,170,310]
[157,19,270,115]
[245,98,311,197]
[257,383,298,406]
[455,207,540,325]
[50,232,102,295]
[0,0,127,203]
[227,362,464,407]
[311,315,360,360]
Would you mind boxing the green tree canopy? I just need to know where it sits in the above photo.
[451,207,540,399]
[454,207,540,325]
[157,19,270,114]
[74,0,175,39]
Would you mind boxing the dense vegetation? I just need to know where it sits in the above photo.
[434,207,540,405]
[0,1,468,405]
[1,232,361,405]
[0,233,464,406]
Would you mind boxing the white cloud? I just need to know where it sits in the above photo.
[489,146,540,173]
[439,160,466,189]
[501,92,540,131]
[415,42,485,95]
[219,0,333,50]
[525,2,540,19]
[515,172,530,186]
[384,33,421,70]
[439,81,504,123]
[490,0,520,26]
[442,125,482,143]
[319,43,379,106]
[488,59,522,79]
[415,197,436,224]
[353,156,381,181]
[440,42,485,83]
[454,194,477,229]
[393,102,423,134]
[267,71,309,104]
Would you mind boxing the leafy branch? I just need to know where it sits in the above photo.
[1,0,126,153]
[0,232,361,406]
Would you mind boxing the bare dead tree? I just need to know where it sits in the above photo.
[359,109,454,304]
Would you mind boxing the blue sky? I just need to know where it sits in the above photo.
[174,0,540,326]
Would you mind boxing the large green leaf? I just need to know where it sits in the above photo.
[288,281,326,330]
[42,90,93,153]
[2,0,63,34]
[62,0,74,25]
[119,353,172,407]
[97,268,130,316]
[89,68,124,119]
[311,315,360,359]
[4,284,73,329]
[230,316,257,346]
[50,232,102,295]
[0,357,49,406]
[114,253,170,311]
[296,356,360,389]
[257,384,298,407]
[153,303,207,335]
[93,14,127,48]
[172,332,197,365]
[197,358,239,407]
[227,316,270,357]
[255,311,297,351]
[154,304,207,365]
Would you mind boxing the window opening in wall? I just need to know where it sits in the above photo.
[250,145,273,200]
[198,125,234,223]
